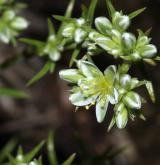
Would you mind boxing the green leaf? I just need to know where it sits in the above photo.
[0,55,23,70]
[17,146,23,156]
[7,154,17,165]
[143,59,156,66]
[81,4,88,19]
[155,56,160,61]
[0,88,28,99]
[69,47,80,67]
[144,27,152,36]
[106,0,116,18]
[107,117,115,132]
[47,18,55,35]
[47,132,59,165]
[24,141,45,162]
[57,0,75,39]
[0,139,17,162]
[87,0,98,25]
[53,15,74,23]
[27,61,54,86]
[20,38,45,48]
[129,7,146,19]
[64,0,75,18]
[62,153,76,165]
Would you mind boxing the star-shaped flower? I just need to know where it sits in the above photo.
[59,60,118,123]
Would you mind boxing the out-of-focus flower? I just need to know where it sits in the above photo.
[42,34,63,62]
[0,9,28,44]
[89,30,157,62]
[62,18,88,44]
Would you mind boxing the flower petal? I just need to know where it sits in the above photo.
[96,97,109,123]
[77,60,102,78]
[59,69,84,83]
[104,65,116,84]
[115,103,128,129]
[69,91,96,106]
[108,88,119,104]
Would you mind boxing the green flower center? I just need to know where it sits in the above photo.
[80,75,113,98]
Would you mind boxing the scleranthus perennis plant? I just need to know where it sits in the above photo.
[57,0,158,130]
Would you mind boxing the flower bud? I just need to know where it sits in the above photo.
[74,28,87,43]
[119,74,131,89]
[123,91,141,109]
[76,18,85,26]
[49,50,61,62]
[62,23,75,38]
[136,36,149,48]
[141,44,157,58]
[47,34,56,42]
[130,52,141,61]
[11,17,28,30]
[122,32,136,50]
[113,12,130,31]
[0,0,6,5]
[115,103,128,129]
[89,32,116,52]
[3,10,15,21]
[0,30,10,44]
[95,17,112,35]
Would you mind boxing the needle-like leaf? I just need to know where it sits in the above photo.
[0,88,28,99]
[27,61,54,86]
[47,18,55,35]
[129,7,146,19]
[87,0,98,25]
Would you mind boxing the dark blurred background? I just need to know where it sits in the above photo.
[0,0,160,164]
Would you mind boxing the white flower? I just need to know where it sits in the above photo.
[60,60,118,123]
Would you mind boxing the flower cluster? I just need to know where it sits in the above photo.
[88,12,157,61]
[62,18,88,44]
[41,34,64,62]
[0,0,28,44]
[60,60,153,129]
[57,0,157,130]
[19,0,158,130]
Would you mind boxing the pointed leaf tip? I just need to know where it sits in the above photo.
[129,7,146,19]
